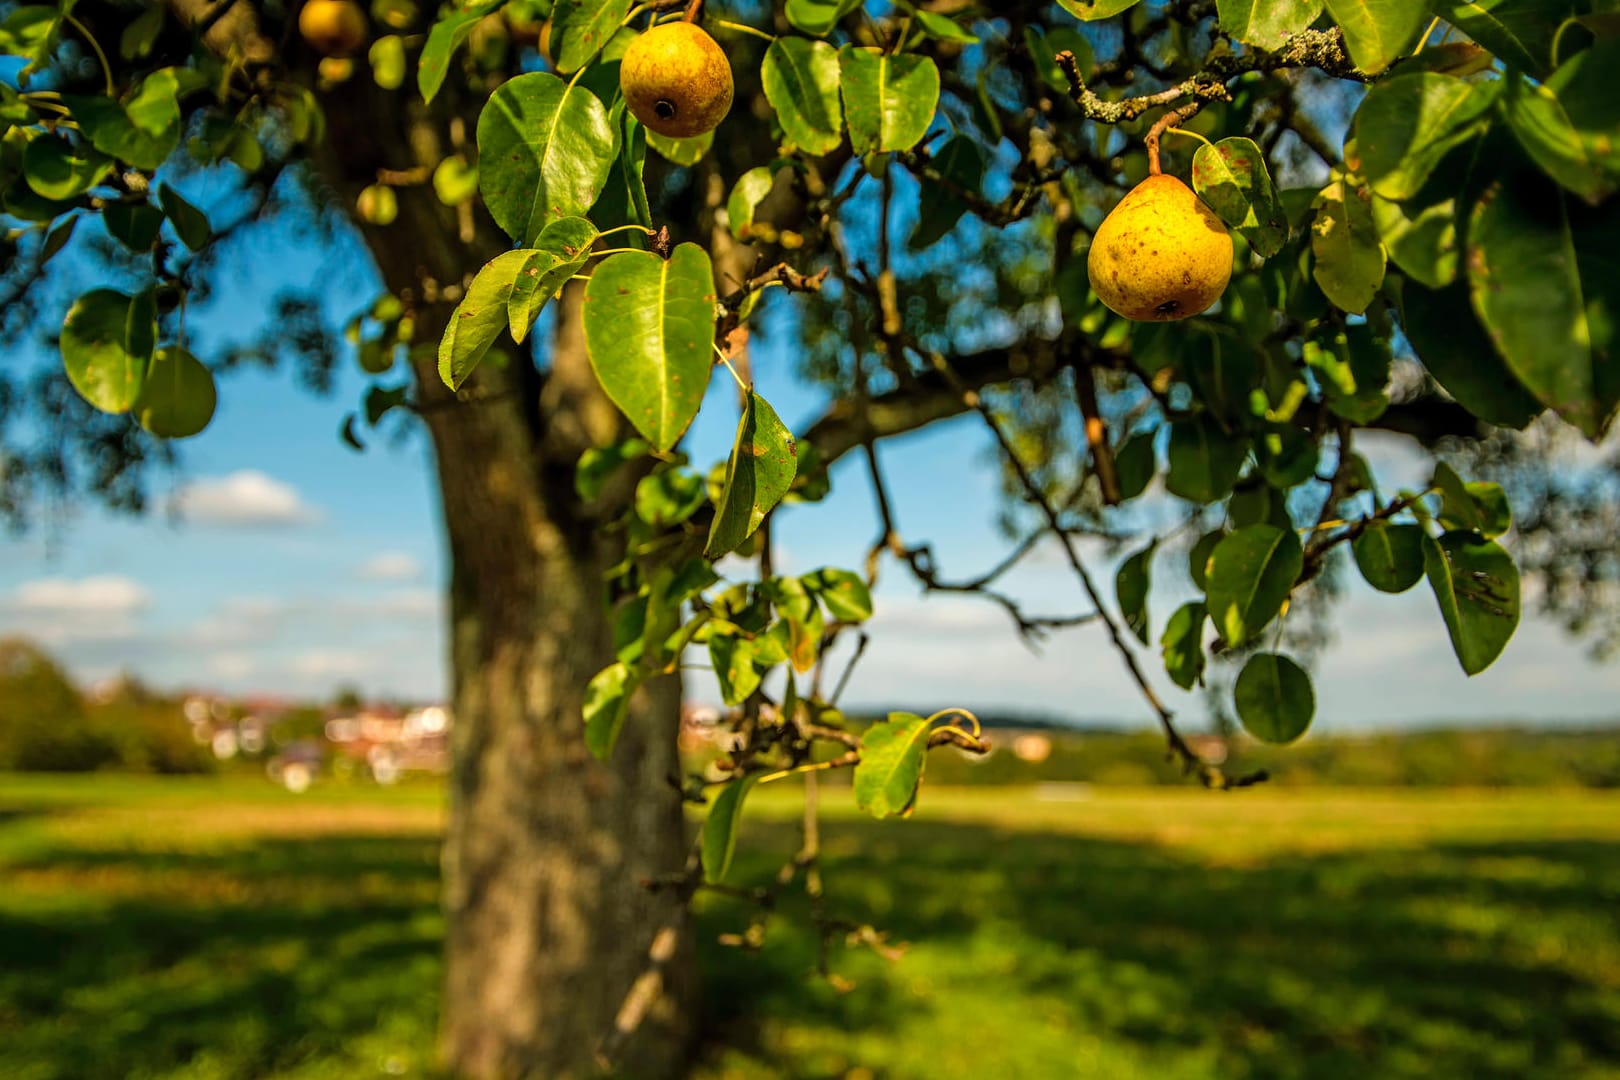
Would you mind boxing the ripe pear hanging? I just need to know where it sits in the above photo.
[619,22,734,139]
[1087,174,1232,321]
[298,0,369,57]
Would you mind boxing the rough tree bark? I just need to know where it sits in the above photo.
[313,71,699,1080]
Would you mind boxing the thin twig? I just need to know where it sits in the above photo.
[909,338,1261,789]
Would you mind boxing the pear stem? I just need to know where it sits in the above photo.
[712,342,749,392]
[1165,127,1214,151]
[683,0,702,22]
[709,17,775,43]
[1144,100,1205,175]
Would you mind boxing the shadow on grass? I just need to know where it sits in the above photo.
[1,834,446,1080]
[695,820,1620,1080]
[3,812,1618,1079]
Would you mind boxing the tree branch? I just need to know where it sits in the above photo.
[1054,27,1366,127]
[803,337,1090,467]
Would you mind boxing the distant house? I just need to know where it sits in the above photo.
[325,704,451,782]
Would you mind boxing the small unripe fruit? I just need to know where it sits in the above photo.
[619,21,733,139]
[299,0,368,58]
[357,183,398,225]
[1087,174,1232,322]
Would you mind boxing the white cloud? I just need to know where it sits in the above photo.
[358,551,423,582]
[183,596,292,648]
[170,470,322,527]
[9,575,151,615]
[288,649,379,680]
[208,652,257,680]
[364,588,440,619]
[0,575,151,647]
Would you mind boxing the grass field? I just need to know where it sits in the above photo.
[2,775,1619,1079]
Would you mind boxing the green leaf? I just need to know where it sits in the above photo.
[1114,431,1156,500]
[0,6,59,70]
[1400,280,1542,428]
[787,598,824,674]
[727,166,776,240]
[508,216,600,341]
[60,289,157,414]
[706,390,793,557]
[1160,601,1207,691]
[645,128,714,167]
[1182,326,1257,428]
[1501,45,1620,204]
[1464,483,1511,539]
[802,567,873,623]
[1467,168,1620,437]
[1371,194,1458,289]
[133,346,216,439]
[1351,521,1426,593]
[1255,422,1319,489]
[701,774,759,883]
[709,633,762,705]
[1165,414,1249,504]
[127,67,183,133]
[1354,73,1497,201]
[854,712,935,819]
[549,0,632,73]
[1426,0,1576,77]
[120,2,164,60]
[1433,463,1511,538]
[0,83,32,125]
[1216,0,1323,48]
[576,437,650,500]
[1432,461,1477,531]
[584,661,642,759]
[838,46,939,155]
[1205,524,1303,647]
[638,564,686,669]
[1024,26,1093,92]
[158,184,211,250]
[22,135,109,201]
[1229,480,1291,530]
[784,0,860,36]
[635,466,707,527]
[1324,0,1425,73]
[913,10,978,43]
[909,136,986,251]
[1056,0,1144,19]
[1115,542,1155,645]
[1234,653,1314,744]
[1310,176,1385,314]
[418,0,504,103]
[1423,530,1520,675]
[1189,529,1224,592]
[596,104,652,232]
[1304,324,1389,423]
[1190,137,1288,257]
[477,72,614,245]
[583,244,717,452]
[438,249,536,390]
[762,37,844,157]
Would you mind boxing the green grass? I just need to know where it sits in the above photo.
[2,776,1619,1079]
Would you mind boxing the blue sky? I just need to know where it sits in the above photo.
[0,206,1616,734]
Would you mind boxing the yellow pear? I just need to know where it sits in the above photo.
[298,0,368,57]
[619,22,733,139]
[1087,174,1232,321]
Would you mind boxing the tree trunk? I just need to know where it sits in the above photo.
[313,79,698,1079]
[427,364,697,1080]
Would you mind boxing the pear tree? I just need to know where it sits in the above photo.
[0,0,1616,1076]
